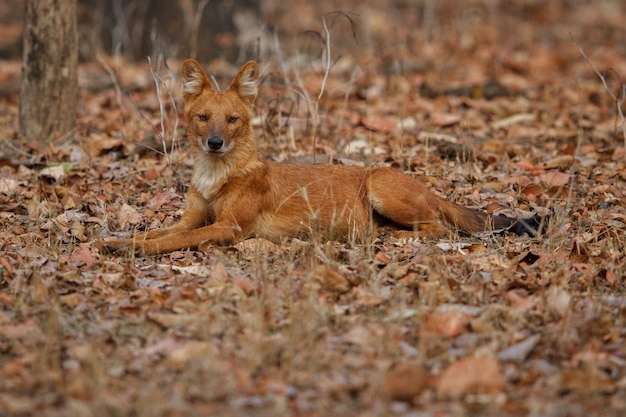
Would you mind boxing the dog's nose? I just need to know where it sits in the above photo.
[206,136,224,150]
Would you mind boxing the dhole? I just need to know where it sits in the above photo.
[100,60,542,256]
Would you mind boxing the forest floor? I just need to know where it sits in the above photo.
[1,1,626,416]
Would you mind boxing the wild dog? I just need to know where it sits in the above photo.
[99,59,542,256]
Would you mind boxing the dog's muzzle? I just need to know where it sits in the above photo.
[206,136,224,151]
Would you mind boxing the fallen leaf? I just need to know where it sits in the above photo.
[69,245,94,269]
[539,171,571,188]
[233,277,258,295]
[430,112,461,127]
[59,293,86,309]
[537,155,575,170]
[38,165,66,181]
[514,160,536,171]
[0,178,18,194]
[605,269,616,286]
[521,184,544,202]
[422,308,470,338]
[437,352,505,397]
[351,288,385,307]
[167,341,218,370]
[344,138,369,154]
[0,393,36,415]
[0,321,43,340]
[545,286,571,318]
[234,238,282,255]
[497,334,541,362]
[312,264,350,293]
[491,113,535,129]
[382,362,429,401]
[343,325,374,346]
[147,312,196,328]
[506,290,537,312]
[0,292,14,306]
[559,367,614,393]
[209,261,228,282]
[147,190,181,210]
[360,116,396,132]
[118,203,142,229]
[171,264,213,276]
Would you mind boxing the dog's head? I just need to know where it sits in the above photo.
[181,60,259,156]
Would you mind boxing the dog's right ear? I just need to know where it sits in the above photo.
[181,59,210,100]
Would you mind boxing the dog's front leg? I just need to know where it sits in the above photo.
[128,220,247,255]
[97,187,212,254]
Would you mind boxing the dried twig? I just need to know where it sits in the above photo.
[570,32,626,161]
[147,56,180,164]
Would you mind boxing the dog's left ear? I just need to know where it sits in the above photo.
[229,61,259,105]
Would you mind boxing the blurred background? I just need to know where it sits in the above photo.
[1,0,623,68]
[1,0,624,156]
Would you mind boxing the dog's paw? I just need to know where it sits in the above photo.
[95,239,132,255]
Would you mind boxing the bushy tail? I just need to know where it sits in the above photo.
[438,199,543,236]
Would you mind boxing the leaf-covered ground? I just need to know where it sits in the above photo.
[1,1,626,416]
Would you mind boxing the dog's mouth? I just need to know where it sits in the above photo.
[205,147,227,155]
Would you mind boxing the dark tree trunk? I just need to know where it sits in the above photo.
[20,0,78,142]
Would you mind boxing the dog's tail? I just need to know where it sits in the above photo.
[437,198,544,236]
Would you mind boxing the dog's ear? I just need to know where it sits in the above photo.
[229,61,259,105]
[181,59,210,100]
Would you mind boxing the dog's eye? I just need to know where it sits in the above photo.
[198,114,208,121]
[228,116,238,123]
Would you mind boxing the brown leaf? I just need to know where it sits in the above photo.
[69,245,94,269]
[0,256,14,276]
[0,292,14,306]
[521,184,544,202]
[437,352,505,397]
[118,203,142,229]
[514,160,536,171]
[343,325,375,346]
[430,112,461,127]
[374,251,391,265]
[312,264,350,293]
[351,287,385,307]
[506,290,537,312]
[147,312,196,328]
[545,286,571,318]
[82,134,125,157]
[233,277,258,296]
[422,308,470,338]
[559,367,614,393]
[167,341,218,370]
[0,178,18,194]
[209,261,229,283]
[382,362,429,401]
[503,175,532,186]
[0,321,43,340]
[605,269,616,286]
[234,238,283,255]
[537,155,575,170]
[59,293,86,309]
[539,171,571,188]
[147,190,181,210]
[0,393,36,415]
[360,116,396,132]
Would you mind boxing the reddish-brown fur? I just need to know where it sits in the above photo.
[99,60,538,256]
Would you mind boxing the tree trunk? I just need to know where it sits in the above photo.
[20,0,78,143]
